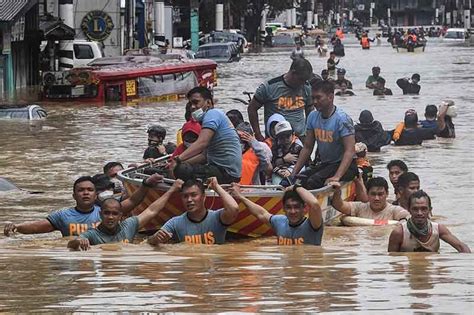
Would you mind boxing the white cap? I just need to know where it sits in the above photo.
[274,121,293,136]
[355,142,368,153]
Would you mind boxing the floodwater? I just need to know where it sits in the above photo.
[1,37,473,312]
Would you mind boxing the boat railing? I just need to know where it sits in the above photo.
[118,154,341,198]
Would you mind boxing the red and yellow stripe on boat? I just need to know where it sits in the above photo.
[124,181,356,238]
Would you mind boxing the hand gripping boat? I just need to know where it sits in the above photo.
[118,157,356,237]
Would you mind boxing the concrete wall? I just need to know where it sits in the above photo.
[73,0,122,57]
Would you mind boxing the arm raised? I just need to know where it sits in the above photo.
[137,179,183,230]
[330,182,352,215]
[229,183,271,224]
[293,185,322,230]
[208,178,239,225]
[121,174,164,215]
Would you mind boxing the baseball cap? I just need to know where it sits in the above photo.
[274,121,293,136]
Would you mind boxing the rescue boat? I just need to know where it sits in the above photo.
[118,157,356,237]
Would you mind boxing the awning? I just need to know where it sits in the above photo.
[40,17,75,40]
[0,0,38,23]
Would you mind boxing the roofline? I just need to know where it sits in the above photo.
[0,0,38,25]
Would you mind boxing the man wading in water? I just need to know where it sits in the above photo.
[388,190,471,253]
[68,180,184,250]
[148,177,239,245]
[4,175,162,237]
[230,183,323,245]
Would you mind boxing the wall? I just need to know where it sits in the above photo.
[73,0,122,57]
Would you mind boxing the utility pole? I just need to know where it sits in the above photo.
[190,0,199,51]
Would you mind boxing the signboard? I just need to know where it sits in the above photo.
[126,80,136,96]
[81,10,114,41]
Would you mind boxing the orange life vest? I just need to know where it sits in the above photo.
[240,148,260,185]
[361,37,370,48]
[335,29,344,39]
[392,122,405,141]
[264,137,273,149]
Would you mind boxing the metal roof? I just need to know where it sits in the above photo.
[0,0,36,23]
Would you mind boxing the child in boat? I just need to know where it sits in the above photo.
[355,142,373,185]
[172,120,201,157]
[143,125,175,160]
[271,121,303,186]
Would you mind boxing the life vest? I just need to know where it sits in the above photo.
[361,37,370,49]
[264,137,273,149]
[392,122,405,141]
[176,129,183,146]
[240,148,260,185]
[335,29,344,39]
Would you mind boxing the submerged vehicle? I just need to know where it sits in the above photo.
[195,42,241,63]
[443,28,469,43]
[41,55,217,103]
[118,159,356,237]
[0,105,47,120]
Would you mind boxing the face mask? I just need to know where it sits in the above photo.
[191,108,205,122]
[148,139,162,147]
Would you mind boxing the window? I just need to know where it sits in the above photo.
[74,44,94,59]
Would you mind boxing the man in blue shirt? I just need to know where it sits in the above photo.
[230,183,323,245]
[291,80,358,189]
[171,86,242,184]
[68,179,184,250]
[419,104,438,129]
[148,177,239,245]
[4,174,163,237]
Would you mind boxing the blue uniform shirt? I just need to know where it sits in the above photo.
[161,209,228,244]
[202,109,242,178]
[270,215,323,245]
[47,205,102,237]
[79,216,139,245]
[306,106,354,164]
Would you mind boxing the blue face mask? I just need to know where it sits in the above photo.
[191,108,205,122]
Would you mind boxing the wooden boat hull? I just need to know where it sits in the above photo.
[120,167,355,238]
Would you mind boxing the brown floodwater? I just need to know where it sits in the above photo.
[0,37,473,312]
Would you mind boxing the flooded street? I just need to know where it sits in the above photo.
[1,37,473,312]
